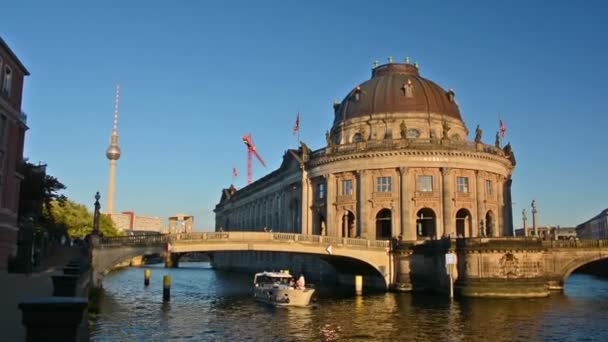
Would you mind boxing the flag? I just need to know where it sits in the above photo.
[499,119,506,138]
[232,166,238,178]
[293,113,300,135]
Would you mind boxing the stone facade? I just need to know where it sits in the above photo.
[215,61,516,242]
[576,209,608,239]
[0,38,29,271]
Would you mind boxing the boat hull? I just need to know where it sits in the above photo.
[254,286,315,307]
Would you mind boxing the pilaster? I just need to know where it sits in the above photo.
[325,174,336,236]
[496,176,504,237]
[357,170,370,239]
[441,167,454,237]
[504,177,514,236]
[399,167,415,241]
[475,171,485,237]
[301,170,313,235]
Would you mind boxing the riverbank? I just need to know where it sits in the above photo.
[0,246,88,341]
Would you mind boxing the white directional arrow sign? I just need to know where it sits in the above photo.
[326,245,333,255]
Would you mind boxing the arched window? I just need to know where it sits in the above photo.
[416,208,436,239]
[375,209,392,240]
[455,208,472,238]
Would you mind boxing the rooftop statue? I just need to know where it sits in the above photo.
[495,131,501,148]
[474,125,482,143]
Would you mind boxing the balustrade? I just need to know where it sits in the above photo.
[97,231,394,250]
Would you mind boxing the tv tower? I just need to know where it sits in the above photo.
[105,83,122,214]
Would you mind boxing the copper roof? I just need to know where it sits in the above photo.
[333,63,461,126]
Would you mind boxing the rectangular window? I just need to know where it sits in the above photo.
[485,180,493,196]
[318,183,325,199]
[342,179,353,196]
[376,177,392,193]
[416,175,433,192]
[457,177,469,193]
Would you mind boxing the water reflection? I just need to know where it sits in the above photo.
[91,264,608,341]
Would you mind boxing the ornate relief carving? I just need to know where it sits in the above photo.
[497,252,520,278]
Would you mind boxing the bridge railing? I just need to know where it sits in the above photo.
[98,234,170,247]
[96,231,390,250]
[542,239,608,248]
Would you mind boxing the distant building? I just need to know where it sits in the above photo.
[0,37,29,271]
[515,226,577,240]
[168,214,194,234]
[110,211,165,234]
[576,209,608,240]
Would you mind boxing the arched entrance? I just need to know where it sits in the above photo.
[416,208,436,239]
[342,211,356,237]
[485,211,495,237]
[375,209,392,240]
[455,208,472,238]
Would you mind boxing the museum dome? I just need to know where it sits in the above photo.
[333,62,462,126]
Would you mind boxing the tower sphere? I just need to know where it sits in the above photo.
[106,145,121,160]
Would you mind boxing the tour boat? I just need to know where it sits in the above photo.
[253,271,315,307]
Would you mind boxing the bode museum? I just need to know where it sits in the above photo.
[213,59,516,280]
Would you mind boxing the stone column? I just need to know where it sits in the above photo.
[357,170,370,239]
[504,177,514,236]
[522,209,528,237]
[475,171,485,237]
[441,167,454,238]
[325,174,336,236]
[532,200,539,237]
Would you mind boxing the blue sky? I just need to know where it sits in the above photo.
[3,1,607,230]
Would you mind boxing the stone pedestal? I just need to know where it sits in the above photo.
[52,275,80,297]
[19,297,88,342]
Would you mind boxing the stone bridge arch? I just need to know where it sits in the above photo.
[548,253,608,289]
[91,232,392,289]
[541,240,608,290]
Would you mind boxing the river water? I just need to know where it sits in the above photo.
[91,262,608,341]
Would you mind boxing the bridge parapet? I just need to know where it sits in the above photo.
[98,234,170,248]
[541,239,608,249]
[97,232,390,250]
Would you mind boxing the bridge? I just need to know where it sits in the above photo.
[90,232,608,297]
[90,232,392,288]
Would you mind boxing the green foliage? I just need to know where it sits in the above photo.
[45,200,122,238]
[18,161,67,223]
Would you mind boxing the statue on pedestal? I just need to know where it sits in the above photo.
[325,131,333,147]
[474,125,482,143]
[400,120,407,139]
[495,131,501,148]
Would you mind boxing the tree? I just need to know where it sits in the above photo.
[45,200,122,238]
[18,162,66,225]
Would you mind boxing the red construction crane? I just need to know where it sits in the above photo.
[242,133,266,184]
